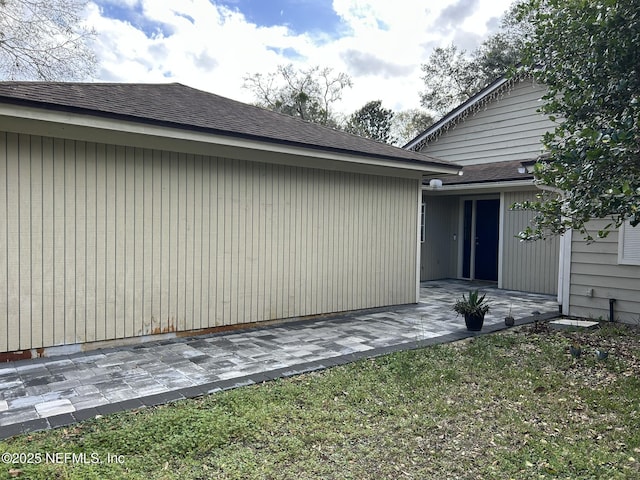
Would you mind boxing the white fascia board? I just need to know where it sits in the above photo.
[0,104,459,178]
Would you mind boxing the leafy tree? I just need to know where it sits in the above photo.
[514,0,640,241]
[344,100,395,144]
[392,109,434,147]
[420,1,529,116]
[243,64,352,127]
[419,44,479,118]
[0,0,96,80]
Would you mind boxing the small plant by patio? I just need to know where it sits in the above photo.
[453,289,490,331]
[504,304,515,327]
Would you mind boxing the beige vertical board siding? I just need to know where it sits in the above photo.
[404,181,415,299]
[372,176,381,303]
[160,151,171,331]
[94,144,106,341]
[183,154,192,331]
[272,164,281,318]
[334,170,342,311]
[280,164,289,317]
[244,161,254,322]
[52,138,66,345]
[384,178,395,303]
[271,164,282,317]
[286,166,295,318]
[311,168,320,315]
[198,155,209,328]
[332,170,341,310]
[291,167,301,315]
[144,149,154,333]
[73,141,83,343]
[365,175,374,305]
[41,138,55,347]
[30,137,43,348]
[1,131,420,352]
[255,161,266,321]
[84,143,97,343]
[124,147,134,337]
[176,152,186,332]
[279,164,289,317]
[283,165,292,316]
[152,150,164,333]
[63,139,75,344]
[232,158,241,324]
[192,155,202,330]
[319,168,328,312]
[371,174,379,305]
[5,133,19,351]
[301,167,311,315]
[570,219,640,323]
[230,160,242,324]
[217,157,227,324]
[104,144,117,340]
[132,148,144,336]
[419,79,555,165]
[18,134,31,349]
[6,133,22,350]
[502,191,559,294]
[75,141,87,343]
[236,159,247,324]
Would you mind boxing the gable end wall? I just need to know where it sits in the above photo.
[420,79,555,165]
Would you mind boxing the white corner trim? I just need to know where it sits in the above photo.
[560,229,573,315]
[498,192,505,289]
[416,182,423,302]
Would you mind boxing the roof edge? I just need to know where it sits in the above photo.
[404,74,524,151]
[0,93,460,173]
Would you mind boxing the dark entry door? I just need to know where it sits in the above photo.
[474,199,499,281]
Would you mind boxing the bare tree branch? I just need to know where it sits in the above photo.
[0,0,96,81]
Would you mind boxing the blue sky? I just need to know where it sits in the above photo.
[216,0,347,37]
[86,0,514,117]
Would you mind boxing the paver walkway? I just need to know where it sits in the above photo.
[0,280,559,439]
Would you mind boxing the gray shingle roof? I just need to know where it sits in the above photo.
[0,82,458,171]
[427,160,534,185]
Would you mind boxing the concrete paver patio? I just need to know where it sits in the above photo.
[0,280,559,439]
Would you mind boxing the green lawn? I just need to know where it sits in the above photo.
[2,322,639,479]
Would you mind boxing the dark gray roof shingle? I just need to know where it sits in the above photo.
[0,82,457,171]
[427,160,534,185]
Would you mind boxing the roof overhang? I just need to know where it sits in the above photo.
[421,179,536,195]
[0,102,460,180]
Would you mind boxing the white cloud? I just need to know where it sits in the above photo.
[86,0,514,116]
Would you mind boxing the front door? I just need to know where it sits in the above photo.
[461,198,499,282]
[474,199,499,281]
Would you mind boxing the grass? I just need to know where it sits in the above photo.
[1,322,639,479]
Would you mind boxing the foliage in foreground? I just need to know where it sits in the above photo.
[515,0,640,241]
[1,323,639,479]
